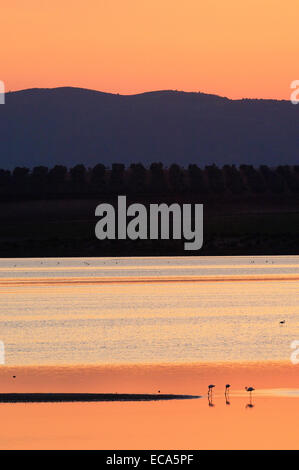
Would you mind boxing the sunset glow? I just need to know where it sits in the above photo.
[1,0,298,98]
[1,1,299,454]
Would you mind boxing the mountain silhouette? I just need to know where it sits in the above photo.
[0,87,298,169]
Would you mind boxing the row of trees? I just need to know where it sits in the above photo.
[0,163,299,199]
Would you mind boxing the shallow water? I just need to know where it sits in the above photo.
[0,362,298,449]
[0,256,299,449]
[0,255,298,280]
[0,256,298,365]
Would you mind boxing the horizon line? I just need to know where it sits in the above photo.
[5,85,289,103]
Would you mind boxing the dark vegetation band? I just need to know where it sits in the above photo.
[0,163,299,200]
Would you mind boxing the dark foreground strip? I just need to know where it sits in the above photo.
[0,451,296,466]
[0,393,201,403]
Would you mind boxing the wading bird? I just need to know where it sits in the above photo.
[245,386,255,408]
[245,386,255,397]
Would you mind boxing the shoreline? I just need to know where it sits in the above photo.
[0,392,201,403]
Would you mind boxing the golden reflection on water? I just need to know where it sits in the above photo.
[0,278,299,364]
[0,362,298,449]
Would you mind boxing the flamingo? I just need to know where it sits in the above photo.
[245,386,255,407]
[245,386,255,398]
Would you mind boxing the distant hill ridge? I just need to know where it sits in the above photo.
[0,87,298,169]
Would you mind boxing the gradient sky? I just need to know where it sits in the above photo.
[1,0,298,98]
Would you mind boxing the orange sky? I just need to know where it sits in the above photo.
[1,0,298,99]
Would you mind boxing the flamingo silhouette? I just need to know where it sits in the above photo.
[208,384,215,398]
[245,386,255,408]
[245,386,255,396]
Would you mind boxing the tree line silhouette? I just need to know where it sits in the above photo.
[0,163,299,200]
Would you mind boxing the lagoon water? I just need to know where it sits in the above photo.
[0,255,299,450]
[0,255,298,366]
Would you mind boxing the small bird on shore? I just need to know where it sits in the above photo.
[279,320,286,325]
[208,384,215,396]
[225,384,231,394]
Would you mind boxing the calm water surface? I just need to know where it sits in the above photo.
[0,256,298,365]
